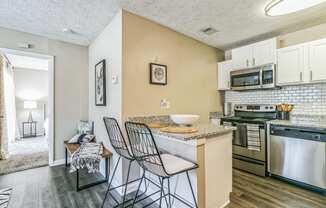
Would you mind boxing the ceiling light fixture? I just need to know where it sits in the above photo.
[265,0,326,16]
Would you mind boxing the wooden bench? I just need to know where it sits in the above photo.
[64,140,112,191]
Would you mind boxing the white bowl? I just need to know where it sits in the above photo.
[170,114,200,125]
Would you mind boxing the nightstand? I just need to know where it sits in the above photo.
[22,121,37,138]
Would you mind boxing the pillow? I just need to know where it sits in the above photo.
[77,134,95,144]
[68,134,81,144]
[77,121,93,134]
[68,134,95,144]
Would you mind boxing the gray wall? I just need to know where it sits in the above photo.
[0,27,89,161]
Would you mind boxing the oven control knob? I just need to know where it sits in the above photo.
[265,106,268,109]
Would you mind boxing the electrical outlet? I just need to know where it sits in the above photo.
[160,99,170,109]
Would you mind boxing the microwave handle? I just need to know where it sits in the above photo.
[260,69,263,87]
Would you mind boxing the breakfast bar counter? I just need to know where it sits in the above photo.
[150,123,234,141]
[150,124,233,208]
[127,114,233,208]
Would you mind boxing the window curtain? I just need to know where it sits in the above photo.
[0,55,8,159]
[3,55,19,143]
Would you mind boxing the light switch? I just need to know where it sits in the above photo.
[112,75,118,84]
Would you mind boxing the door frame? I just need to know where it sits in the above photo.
[0,48,55,165]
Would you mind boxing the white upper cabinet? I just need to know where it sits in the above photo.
[276,37,326,86]
[252,39,277,66]
[277,45,304,85]
[232,45,252,69]
[308,38,326,82]
[217,60,233,90]
[232,38,277,70]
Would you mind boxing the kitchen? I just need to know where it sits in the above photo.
[114,21,326,207]
[1,1,326,208]
[214,28,326,197]
[74,2,326,208]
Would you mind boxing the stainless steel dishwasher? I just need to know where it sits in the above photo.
[269,125,326,190]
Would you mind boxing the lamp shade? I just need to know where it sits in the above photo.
[24,100,37,109]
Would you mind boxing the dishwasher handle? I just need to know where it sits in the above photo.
[270,125,326,142]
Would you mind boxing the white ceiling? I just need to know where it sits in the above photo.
[1,0,326,50]
[6,54,49,71]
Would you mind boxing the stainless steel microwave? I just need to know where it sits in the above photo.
[230,63,276,91]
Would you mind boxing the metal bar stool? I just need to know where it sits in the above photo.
[102,117,161,208]
[125,121,199,208]
[102,117,138,208]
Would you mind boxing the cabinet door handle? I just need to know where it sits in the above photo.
[228,81,230,88]
[310,71,313,81]
[300,72,302,81]
[253,58,255,66]
[246,59,249,67]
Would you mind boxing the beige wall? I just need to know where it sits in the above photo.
[278,22,326,47]
[122,11,224,122]
[0,27,89,161]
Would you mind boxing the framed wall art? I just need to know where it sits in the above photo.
[95,59,106,106]
[149,63,167,85]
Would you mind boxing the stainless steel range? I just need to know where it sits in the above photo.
[221,104,277,176]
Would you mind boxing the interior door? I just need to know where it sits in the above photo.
[309,38,326,82]
[277,45,304,85]
[252,38,277,66]
[232,45,253,69]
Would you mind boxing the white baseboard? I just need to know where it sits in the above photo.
[50,158,70,167]
[50,158,140,196]
[220,200,230,208]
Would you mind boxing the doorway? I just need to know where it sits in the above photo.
[0,48,54,175]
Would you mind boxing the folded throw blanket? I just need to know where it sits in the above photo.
[70,143,103,173]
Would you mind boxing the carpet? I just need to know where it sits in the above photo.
[0,187,12,208]
[0,151,48,175]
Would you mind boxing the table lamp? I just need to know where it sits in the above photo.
[24,100,37,122]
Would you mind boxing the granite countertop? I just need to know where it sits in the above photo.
[150,123,234,141]
[267,115,326,130]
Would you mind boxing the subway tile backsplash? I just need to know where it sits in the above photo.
[225,83,326,115]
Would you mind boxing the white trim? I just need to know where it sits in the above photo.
[0,47,55,165]
[48,56,54,165]
[219,200,230,208]
[50,158,67,167]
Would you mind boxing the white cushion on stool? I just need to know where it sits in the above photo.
[161,154,196,175]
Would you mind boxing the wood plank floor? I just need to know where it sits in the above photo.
[227,169,326,208]
[0,165,324,208]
